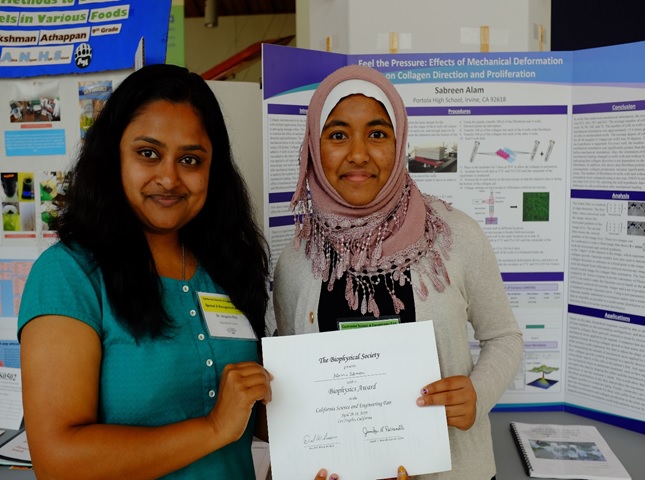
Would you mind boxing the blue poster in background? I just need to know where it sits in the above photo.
[0,0,171,78]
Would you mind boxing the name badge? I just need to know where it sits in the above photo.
[197,292,257,340]
[337,315,400,331]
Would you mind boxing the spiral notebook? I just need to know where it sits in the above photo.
[510,422,631,480]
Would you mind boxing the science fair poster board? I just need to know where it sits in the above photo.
[261,42,645,434]
[0,0,171,370]
[0,0,171,78]
[0,68,132,373]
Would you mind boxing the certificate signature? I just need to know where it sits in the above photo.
[262,321,451,480]
[303,432,338,445]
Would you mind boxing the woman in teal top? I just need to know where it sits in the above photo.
[18,65,272,479]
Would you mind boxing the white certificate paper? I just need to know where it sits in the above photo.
[262,321,451,480]
[0,367,23,430]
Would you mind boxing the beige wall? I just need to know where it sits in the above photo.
[181,13,296,226]
[207,81,263,225]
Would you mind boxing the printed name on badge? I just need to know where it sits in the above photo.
[197,292,257,340]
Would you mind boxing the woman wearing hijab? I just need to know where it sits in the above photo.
[273,65,523,479]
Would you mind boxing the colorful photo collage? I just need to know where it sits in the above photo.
[1,171,70,239]
[2,77,113,243]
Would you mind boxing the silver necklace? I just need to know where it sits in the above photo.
[181,244,186,281]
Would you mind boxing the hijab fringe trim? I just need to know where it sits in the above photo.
[293,178,453,317]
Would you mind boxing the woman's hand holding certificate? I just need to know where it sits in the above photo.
[314,465,409,480]
[417,375,477,431]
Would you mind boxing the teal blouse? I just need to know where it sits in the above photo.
[18,242,258,479]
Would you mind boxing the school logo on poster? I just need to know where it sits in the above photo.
[74,42,92,68]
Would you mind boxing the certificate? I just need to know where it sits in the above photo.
[262,321,451,480]
[0,367,23,431]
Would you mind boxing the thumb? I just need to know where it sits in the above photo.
[397,466,408,480]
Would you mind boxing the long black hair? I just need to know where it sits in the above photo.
[54,64,269,341]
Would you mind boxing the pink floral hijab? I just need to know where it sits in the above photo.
[291,65,452,317]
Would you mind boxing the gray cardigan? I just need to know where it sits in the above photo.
[273,199,523,479]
